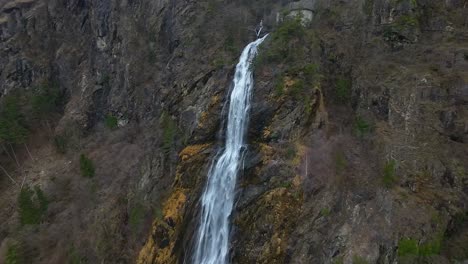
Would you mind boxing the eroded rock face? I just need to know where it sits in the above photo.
[0,0,467,263]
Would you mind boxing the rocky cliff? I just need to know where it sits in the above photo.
[0,0,467,263]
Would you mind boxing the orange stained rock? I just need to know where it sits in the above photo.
[179,143,211,161]
[163,188,187,224]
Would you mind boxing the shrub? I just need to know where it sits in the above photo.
[303,63,319,81]
[398,238,419,256]
[129,202,145,233]
[69,247,84,264]
[274,76,285,97]
[18,186,49,225]
[419,238,441,256]
[335,152,347,174]
[255,15,305,67]
[286,145,296,159]
[6,242,23,264]
[105,114,118,130]
[280,181,293,188]
[320,208,331,217]
[273,15,305,43]
[53,135,67,154]
[363,0,374,17]
[31,83,61,119]
[80,154,95,178]
[335,78,351,103]
[352,255,368,264]
[354,116,372,137]
[0,94,29,144]
[161,113,177,154]
[290,79,305,99]
[333,257,344,264]
[382,160,397,188]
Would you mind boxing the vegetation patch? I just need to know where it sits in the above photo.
[129,202,145,234]
[69,246,86,264]
[382,160,397,188]
[335,78,351,103]
[354,116,372,137]
[398,238,419,256]
[18,186,49,225]
[335,152,347,174]
[398,236,442,259]
[352,255,369,264]
[383,13,420,45]
[53,135,67,154]
[31,83,62,121]
[0,93,29,145]
[1,82,65,159]
[80,154,95,178]
[105,114,118,130]
[254,15,309,67]
[6,242,24,264]
[320,208,331,217]
[161,112,178,155]
[363,0,374,17]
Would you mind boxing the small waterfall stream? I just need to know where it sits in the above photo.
[193,35,268,264]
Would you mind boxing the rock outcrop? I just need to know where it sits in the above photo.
[0,0,467,263]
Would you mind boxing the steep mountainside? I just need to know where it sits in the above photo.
[0,0,467,263]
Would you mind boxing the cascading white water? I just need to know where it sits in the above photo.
[193,35,268,264]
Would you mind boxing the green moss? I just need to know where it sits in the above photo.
[105,114,118,130]
[18,186,49,225]
[79,154,95,178]
[382,160,397,188]
[398,238,419,256]
[463,53,468,61]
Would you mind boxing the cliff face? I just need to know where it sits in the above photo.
[0,0,467,263]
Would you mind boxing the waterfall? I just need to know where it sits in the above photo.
[193,35,268,264]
